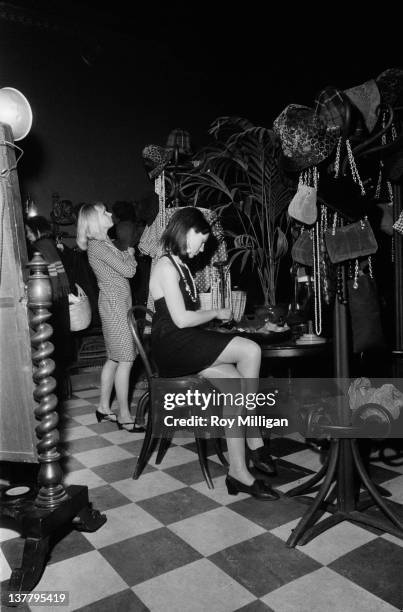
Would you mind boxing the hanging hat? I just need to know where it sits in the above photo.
[273,104,339,171]
[142,144,174,179]
[344,79,380,133]
[314,87,345,132]
[376,68,403,106]
[166,128,192,155]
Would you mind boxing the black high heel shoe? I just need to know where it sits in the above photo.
[95,410,118,423]
[225,475,279,500]
[247,445,277,476]
[117,420,146,433]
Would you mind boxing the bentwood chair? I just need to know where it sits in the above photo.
[128,306,228,488]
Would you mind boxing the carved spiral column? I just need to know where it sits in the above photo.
[27,251,67,508]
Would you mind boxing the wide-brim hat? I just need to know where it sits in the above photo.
[142,144,174,179]
[344,79,380,133]
[314,86,345,132]
[273,104,339,171]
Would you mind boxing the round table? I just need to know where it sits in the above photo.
[260,340,330,359]
[258,339,331,379]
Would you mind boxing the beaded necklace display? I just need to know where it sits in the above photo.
[155,171,167,231]
[320,205,330,305]
[333,136,374,302]
[170,254,198,303]
[376,110,395,263]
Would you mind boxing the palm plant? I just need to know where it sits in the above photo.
[181,116,293,306]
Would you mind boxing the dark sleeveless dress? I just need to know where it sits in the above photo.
[151,254,235,377]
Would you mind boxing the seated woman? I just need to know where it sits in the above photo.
[149,207,279,500]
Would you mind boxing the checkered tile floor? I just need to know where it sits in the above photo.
[1,373,403,611]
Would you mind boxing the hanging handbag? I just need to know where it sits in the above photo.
[324,216,378,264]
[288,167,318,225]
[68,283,91,332]
[318,175,372,222]
[319,136,373,222]
[347,271,386,353]
[291,229,314,266]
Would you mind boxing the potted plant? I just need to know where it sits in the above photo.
[181,116,293,312]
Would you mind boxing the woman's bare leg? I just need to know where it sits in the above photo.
[99,359,118,413]
[200,363,254,485]
[203,340,266,452]
[211,337,261,379]
[115,361,134,422]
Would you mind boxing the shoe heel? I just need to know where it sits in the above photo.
[95,411,103,423]
[225,478,239,495]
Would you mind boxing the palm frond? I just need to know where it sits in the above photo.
[178,116,292,305]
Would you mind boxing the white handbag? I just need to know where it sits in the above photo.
[68,283,91,332]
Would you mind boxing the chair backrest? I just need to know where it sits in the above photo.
[127,306,155,382]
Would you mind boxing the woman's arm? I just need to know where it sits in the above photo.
[156,262,229,328]
[91,240,137,277]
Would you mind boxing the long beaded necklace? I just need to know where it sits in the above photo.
[155,171,167,231]
[171,254,198,303]
[320,205,330,305]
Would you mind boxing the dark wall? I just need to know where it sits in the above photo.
[1,16,399,219]
[1,25,226,216]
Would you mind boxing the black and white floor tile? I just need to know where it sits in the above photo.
[1,373,403,611]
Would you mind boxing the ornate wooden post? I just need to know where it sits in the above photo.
[1,250,106,597]
[0,126,106,598]
[27,251,68,508]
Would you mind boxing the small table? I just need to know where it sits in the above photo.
[260,340,329,359]
[207,327,331,377]
[258,339,331,378]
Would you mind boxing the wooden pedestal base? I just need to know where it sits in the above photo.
[1,484,106,600]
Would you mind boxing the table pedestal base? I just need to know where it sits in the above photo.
[286,439,403,547]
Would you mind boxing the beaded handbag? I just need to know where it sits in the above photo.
[324,216,378,264]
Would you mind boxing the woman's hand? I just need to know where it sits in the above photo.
[127,247,135,256]
[215,308,233,322]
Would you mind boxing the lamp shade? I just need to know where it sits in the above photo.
[0,87,33,141]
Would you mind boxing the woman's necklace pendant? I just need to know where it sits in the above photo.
[173,255,198,303]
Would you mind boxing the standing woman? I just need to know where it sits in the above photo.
[76,203,137,430]
[150,207,279,500]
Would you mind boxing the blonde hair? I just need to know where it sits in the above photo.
[76,202,107,250]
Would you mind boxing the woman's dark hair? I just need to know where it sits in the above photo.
[161,207,211,256]
[25,215,53,240]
